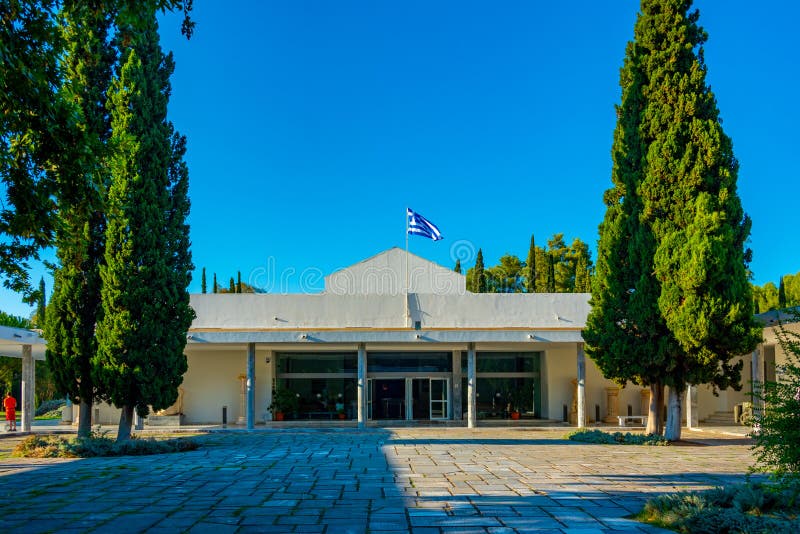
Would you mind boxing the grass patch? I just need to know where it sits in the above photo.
[12,433,200,458]
[565,428,669,445]
[636,479,800,533]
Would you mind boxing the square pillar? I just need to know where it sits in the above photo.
[451,351,462,421]
[21,345,35,432]
[357,343,367,429]
[265,350,275,421]
[467,343,477,428]
[752,346,764,422]
[686,384,698,429]
[577,343,586,428]
[247,342,256,430]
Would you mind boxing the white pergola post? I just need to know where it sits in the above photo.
[686,384,698,429]
[21,344,34,432]
[577,343,586,428]
[752,346,764,424]
[247,342,256,430]
[467,343,476,428]
[357,343,367,429]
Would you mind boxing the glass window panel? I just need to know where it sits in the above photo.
[368,352,452,373]
[463,376,540,420]
[461,352,540,373]
[276,378,357,419]
[277,352,357,374]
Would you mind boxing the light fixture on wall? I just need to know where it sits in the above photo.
[265,356,271,364]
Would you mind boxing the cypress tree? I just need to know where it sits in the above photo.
[778,276,786,309]
[44,3,114,437]
[454,259,461,274]
[201,267,207,294]
[544,253,556,293]
[525,234,536,293]
[229,277,235,293]
[96,13,193,442]
[574,255,591,293]
[585,0,760,440]
[213,273,218,293]
[35,277,46,328]
[237,271,242,293]
[475,249,486,293]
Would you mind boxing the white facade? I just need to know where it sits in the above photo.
[74,250,786,429]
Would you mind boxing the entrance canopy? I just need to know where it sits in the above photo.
[0,325,46,360]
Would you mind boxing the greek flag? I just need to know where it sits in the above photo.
[407,208,443,241]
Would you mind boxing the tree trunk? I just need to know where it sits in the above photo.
[646,382,664,435]
[78,399,93,438]
[664,386,684,441]
[117,404,134,442]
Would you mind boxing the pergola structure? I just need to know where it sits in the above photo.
[0,325,46,432]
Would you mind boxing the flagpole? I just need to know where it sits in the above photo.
[405,207,410,327]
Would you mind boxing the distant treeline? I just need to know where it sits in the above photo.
[464,233,593,293]
[753,272,800,313]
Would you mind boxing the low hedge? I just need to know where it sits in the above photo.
[565,428,669,445]
[13,433,199,458]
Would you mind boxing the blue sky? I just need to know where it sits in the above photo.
[3,0,799,317]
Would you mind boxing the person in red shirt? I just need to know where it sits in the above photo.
[3,393,17,431]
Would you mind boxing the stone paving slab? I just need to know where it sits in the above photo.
[0,427,757,532]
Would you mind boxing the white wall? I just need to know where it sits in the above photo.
[181,346,271,424]
[190,292,591,331]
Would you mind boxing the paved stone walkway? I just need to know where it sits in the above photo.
[0,427,756,533]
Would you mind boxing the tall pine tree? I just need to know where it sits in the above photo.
[201,267,207,294]
[96,14,193,442]
[584,0,760,440]
[454,259,461,274]
[778,276,786,309]
[213,272,218,293]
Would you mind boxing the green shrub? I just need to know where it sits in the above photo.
[637,480,800,533]
[35,399,65,417]
[565,428,669,446]
[12,433,199,458]
[751,308,800,483]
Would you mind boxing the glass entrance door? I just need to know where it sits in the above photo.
[408,378,449,420]
[430,378,448,420]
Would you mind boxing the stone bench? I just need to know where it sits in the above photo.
[617,415,647,427]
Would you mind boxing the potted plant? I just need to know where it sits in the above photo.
[337,407,346,420]
[268,389,298,421]
[506,390,522,420]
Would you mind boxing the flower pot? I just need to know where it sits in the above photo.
[338,413,346,420]
[511,411,520,420]
[275,412,284,421]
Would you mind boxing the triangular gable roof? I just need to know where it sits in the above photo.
[324,247,467,295]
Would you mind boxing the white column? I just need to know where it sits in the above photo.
[357,343,367,429]
[247,342,255,430]
[265,350,275,421]
[685,384,698,429]
[62,395,73,423]
[467,343,477,428]
[752,346,764,423]
[577,343,586,428]
[451,350,462,421]
[21,345,34,432]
